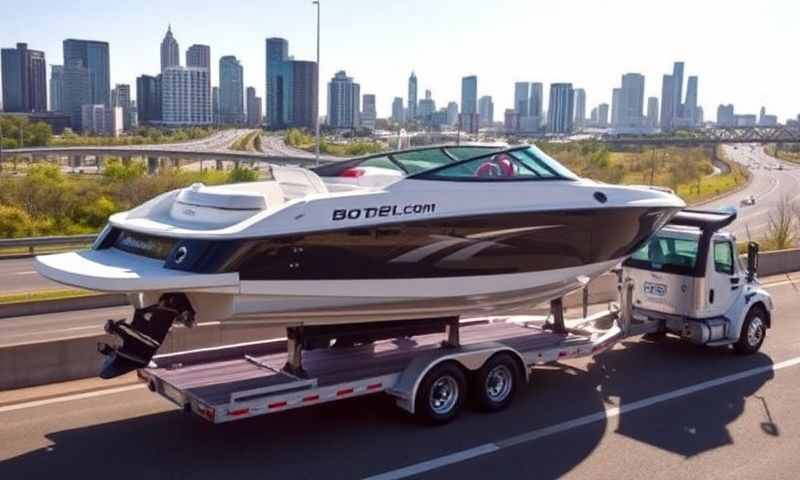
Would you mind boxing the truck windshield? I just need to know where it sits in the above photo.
[625,235,699,275]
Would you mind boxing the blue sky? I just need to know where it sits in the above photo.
[2,0,798,120]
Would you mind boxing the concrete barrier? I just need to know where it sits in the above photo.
[755,248,800,277]
[0,294,128,319]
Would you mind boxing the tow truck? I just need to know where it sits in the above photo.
[137,209,772,425]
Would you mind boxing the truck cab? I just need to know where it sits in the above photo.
[621,209,773,353]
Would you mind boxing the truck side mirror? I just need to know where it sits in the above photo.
[747,241,759,282]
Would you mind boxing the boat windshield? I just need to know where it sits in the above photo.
[411,146,579,181]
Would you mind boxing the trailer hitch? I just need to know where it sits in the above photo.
[98,294,194,379]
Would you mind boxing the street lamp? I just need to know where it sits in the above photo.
[313,0,321,166]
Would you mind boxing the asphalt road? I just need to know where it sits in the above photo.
[704,144,800,239]
[0,305,132,346]
[0,257,67,294]
[1,274,799,479]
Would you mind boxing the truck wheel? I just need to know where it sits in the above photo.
[734,307,767,355]
[472,353,520,412]
[415,362,466,425]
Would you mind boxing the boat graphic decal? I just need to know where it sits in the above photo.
[332,203,436,221]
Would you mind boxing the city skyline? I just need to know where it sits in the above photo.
[0,0,798,121]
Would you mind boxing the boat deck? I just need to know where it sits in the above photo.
[145,319,584,408]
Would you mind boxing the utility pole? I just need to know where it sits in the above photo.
[313,0,321,167]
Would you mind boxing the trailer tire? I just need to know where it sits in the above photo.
[472,353,520,413]
[734,306,767,355]
[415,362,467,425]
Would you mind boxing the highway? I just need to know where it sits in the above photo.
[705,144,800,239]
[1,273,799,479]
[0,257,66,294]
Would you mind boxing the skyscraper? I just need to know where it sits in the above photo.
[186,45,210,69]
[684,75,698,127]
[620,73,645,127]
[61,60,91,129]
[611,87,622,127]
[212,86,220,124]
[671,61,684,121]
[391,96,404,123]
[717,104,735,126]
[408,72,418,120]
[514,82,529,116]
[136,74,161,125]
[161,66,211,125]
[50,65,63,112]
[160,26,180,72]
[446,101,459,126]
[547,83,574,134]
[63,39,110,107]
[265,38,316,129]
[418,89,435,119]
[1,42,47,113]
[461,76,477,114]
[478,95,494,126]
[528,83,543,119]
[646,96,659,127]
[111,83,131,130]
[219,55,244,125]
[292,60,318,129]
[573,88,586,128]
[327,71,360,129]
[597,103,609,128]
[246,86,263,127]
[659,74,674,130]
[361,94,376,130]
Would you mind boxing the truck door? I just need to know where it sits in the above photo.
[704,240,740,317]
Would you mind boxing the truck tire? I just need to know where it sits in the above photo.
[734,306,767,355]
[472,353,520,412]
[415,362,467,425]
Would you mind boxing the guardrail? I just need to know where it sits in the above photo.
[0,234,96,255]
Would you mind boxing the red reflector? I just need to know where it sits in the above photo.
[268,401,288,409]
[367,383,382,390]
[340,167,364,178]
[558,351,568,357]
[228,408,249,416]
[337,388,354,397]
[303,395,320,403]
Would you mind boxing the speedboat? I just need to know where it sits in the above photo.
[35,144,684,376]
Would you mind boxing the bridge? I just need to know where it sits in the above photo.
[602,125,800,146]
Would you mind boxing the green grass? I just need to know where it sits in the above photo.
[230,131,261,152]
[0,289,96,305]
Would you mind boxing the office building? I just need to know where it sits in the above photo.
[360,94,377,130]
[160,25,180,72]
[327,70,360,129]
[212,86,220,124]
[391,96,404,123]
[446,101,459,126]
[597,103,609,128]
[1,42,47,113]
[161,66,212,125]
[504,109,520,133]
[408,72,418,120]
[514,82,529,116]
[646,96,659,127]
[136,74,162,125]
[186,44,210,69]
[81,104,123,136]
[671,62,684,121]
[219,55,244,124]
[547,83,574,134]
[717,104,735,126]
[611,88,622,127]
[246,86,262,127]
[461,75,477,115]
[50,65,63,112]
[684,75,698,127]
[61,60,91,129]
[659,74,674,130]
[478,95,494,126]
[573,88,586,127]
[63,39,110,107]
[111,83,131,130]
[265,38,317,129]
[418,89,436,119]
[759,106,778,126]
[528,83,543,119]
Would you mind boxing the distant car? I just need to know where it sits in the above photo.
[740,195,756,207]
[777,164,784,171]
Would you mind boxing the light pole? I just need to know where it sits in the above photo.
[313,0,321,166]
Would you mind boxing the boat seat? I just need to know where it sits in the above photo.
[272,165,329,200]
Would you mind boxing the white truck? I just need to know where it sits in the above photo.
[136,209,772,425]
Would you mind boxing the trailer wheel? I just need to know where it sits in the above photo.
[415,362,466,425]
[734,306,767,355]
[472,353,520,412]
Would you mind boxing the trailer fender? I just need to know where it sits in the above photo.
[386,342,528,414]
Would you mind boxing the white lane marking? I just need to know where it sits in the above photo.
[0,384,144,413]
[13,271,37,275]
[364,356,800,480]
